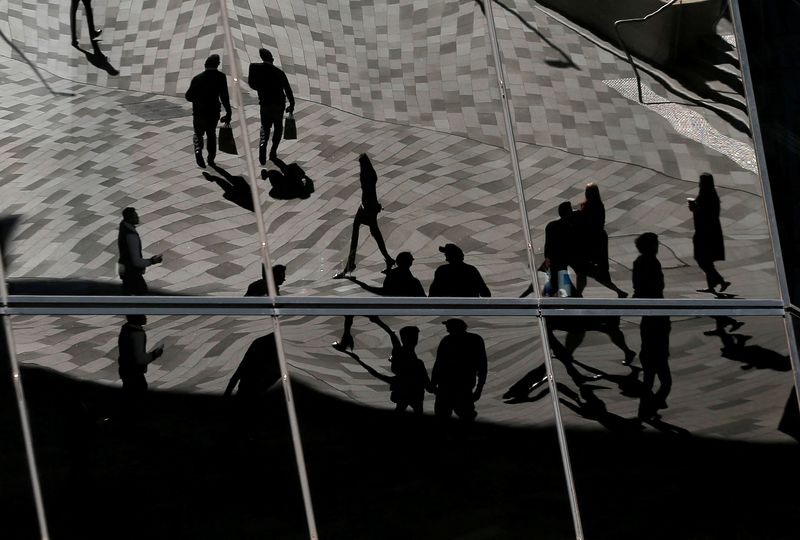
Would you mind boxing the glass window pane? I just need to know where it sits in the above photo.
[282,314,575,538]
[11,314,308,538]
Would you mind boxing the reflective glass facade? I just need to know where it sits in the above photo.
[1,1,798,539]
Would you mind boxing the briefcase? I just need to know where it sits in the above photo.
[283,113,297,140]
[218,123,237,155]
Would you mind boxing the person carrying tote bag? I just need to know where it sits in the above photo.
[283,112,297,140]
[218,121,237,155]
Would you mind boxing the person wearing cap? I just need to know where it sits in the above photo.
[429,244,490,298]
[430,319,488,421]
[333,251,423,352]
[186,54,232,168]
[117,207,163,295]
[248,48,295,165]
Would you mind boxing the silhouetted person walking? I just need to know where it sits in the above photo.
[574,183,628,298]
[245,264,286,296]
[333,252,424,352]
[632,233,671,421]
[368,317,431,414]
[429,244,490,297]
[248,48,295,165]
[117,207,162,295]
[689,173,730,293]
[70,0,102,48]
[543,201,576,296]
[225,333,282,433]
[117,315,163,420]
[186,54,232,169]
[431,319,488,421]
[333,154,395,278]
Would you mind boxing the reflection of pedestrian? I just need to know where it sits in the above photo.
[688,173,730,293]
[225,333,282,433]
[543,202,576,296]
[245,264,286,296]
[369,318,430,414]
[118,315,163,418]
[333,252,424,352]
[186,55,232,169]
[632,233,671,421]
[70,0,102,48]
[248,48,295,165]
[117,207,162,295]
[574,184,628,298]
[429,244,490,297]
[431,319,488,421]
[333,154,395,278]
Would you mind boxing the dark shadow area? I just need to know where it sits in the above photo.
[3,364,799,539]
[7,279,177,296]
[474,0,578,69]
[75,40,119,76]
[263,158,314,200]
[204,164,255,212]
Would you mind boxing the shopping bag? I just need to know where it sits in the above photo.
[218,123,237,155]
[283,113,297,140]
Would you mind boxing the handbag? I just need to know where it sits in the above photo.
[283,113,297,140]
[218,123,237,155]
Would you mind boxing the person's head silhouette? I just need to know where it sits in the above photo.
[273,264,286,287]
[396,252,414,269]
[259,48,274,63]
[205,54,221,69]
[585,183,601,204]
[635,232,659,256]
[399,326,420,348]
[558,201,572,219]
[439,243,464,264]
[442,318,468,335]
[122,207,139,226]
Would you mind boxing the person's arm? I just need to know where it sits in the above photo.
[476,268,491,298]
[124,234,153,271]
[348,276,383,296]
[473,338,488,401]
[354,356,393,385]
[430,344,443,393]
[185,78,195,102]
[219,73,232,122]
[247,63,257,91]
[224,366,241,397]
[368,316,401,349]
[429,269,441,297]
[282,72,295,112]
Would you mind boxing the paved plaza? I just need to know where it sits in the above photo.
[0,1,794,442]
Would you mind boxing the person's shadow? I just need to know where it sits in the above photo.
[204,163,255,211]
[264,157,314,200]
[74,40,119,76]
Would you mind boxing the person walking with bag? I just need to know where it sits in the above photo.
[688,173,730,294]
[248,48,295,165]
[186,54,232,168]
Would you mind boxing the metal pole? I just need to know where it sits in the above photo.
[0,245,50,539]
[215,2,319,538]
[482,2,585,538]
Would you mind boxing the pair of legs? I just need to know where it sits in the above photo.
[575,264,628,298]
[340,206,393,274]
[259,106,284,165]
[121,273,148,295]
[434,391,476,421]
[395,399,423,415]
[193,112,220,167]
[696,257,729,291]
[638,316,672,420]
[119,369,147,423]
[564,318,636,365]
[70,0,101,46]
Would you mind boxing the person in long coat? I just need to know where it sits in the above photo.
[688,173,730,293]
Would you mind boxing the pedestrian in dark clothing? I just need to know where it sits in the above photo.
[117,207,162,295]
[225,333,282,434]
[689,173,730,293]
[431,319,488,421]
[333,252,424,352]
[70,0,102,48]
[574,183,628,298]
[632,232,671,421]
[248,48,295,165]
[244,264,286,296]
[429,244,490,297]
[333,154,395,278]
[118,315,163,418]
[186,54,232,169]
[366,318,430,414]
[543,201,576,296]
